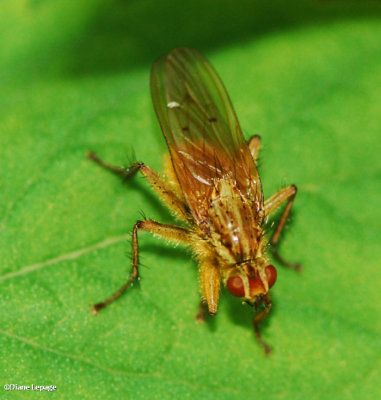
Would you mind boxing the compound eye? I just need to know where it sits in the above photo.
[265,265,277,288]
[226,276,245,297]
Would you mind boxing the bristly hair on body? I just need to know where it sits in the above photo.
[87,47,299,354]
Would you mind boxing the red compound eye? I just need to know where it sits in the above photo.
[265,265,277,288]
[226,276,245,297]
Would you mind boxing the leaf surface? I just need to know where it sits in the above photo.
[1,1,380,399]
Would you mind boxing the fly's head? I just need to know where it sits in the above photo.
[224,258,277,304]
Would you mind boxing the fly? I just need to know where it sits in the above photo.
[87,47,300,354]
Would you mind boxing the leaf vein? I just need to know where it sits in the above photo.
[0,234,130,282]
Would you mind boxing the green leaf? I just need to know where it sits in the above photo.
[1,1,380,399]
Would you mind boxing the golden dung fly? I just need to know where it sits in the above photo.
[88,47,299,354]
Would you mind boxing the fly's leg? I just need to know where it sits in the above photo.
[87,151,192,222]
[248,135,261,163]
[252,294,272,355]
[87,152,194,313]
[264,185,300,270]
[87,151,140,177]
[195,301,207,323]
[91,220,192,314]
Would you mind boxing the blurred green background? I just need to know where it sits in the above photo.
[1,0,380,399]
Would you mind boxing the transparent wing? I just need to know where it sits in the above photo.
[150,47,263,224]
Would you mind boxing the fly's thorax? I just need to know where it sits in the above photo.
[222,259,277,301]
[207,178,263,263]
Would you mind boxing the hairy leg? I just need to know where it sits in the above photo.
[252,293,272,355]
[264,185,300,270]
[91,219,192,314]
[87,152,192,223]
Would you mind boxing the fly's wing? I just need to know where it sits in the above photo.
[150,47,263,225]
